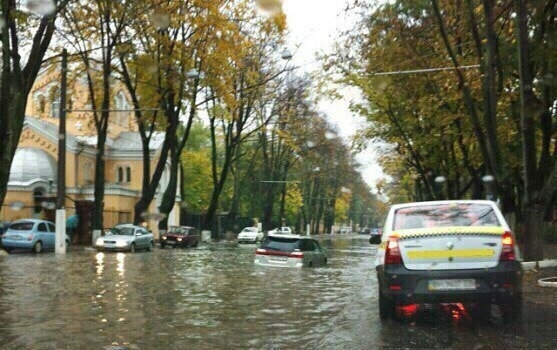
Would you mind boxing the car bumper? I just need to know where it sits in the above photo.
[95,244,131,251]
[254,258,303,268]
[238,237,258,244]
[377,261,522,304]
[1,240,35,249]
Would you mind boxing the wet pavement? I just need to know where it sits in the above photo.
[0,235,555,349]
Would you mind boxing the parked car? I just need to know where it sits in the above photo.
[237,227,264,244]
[359,227,371,235]
[267,226,293,235]
[160,226,200,248]
[338,226,352,234]
[369,227,383,244]
[94,224,154,252]
[254,233,327,268]
[375,200,522,322]
[1,219,70,253]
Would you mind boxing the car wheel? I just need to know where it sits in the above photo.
[379,291,395,321]
[32,241,43,253]
[160,243,165,249]
[130,243,136,253]
[3,247,11,253]
[500,294,522,323]
[147,241,154,252]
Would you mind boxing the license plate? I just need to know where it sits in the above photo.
[270,255,287,261]
[428,279,476,291]
[166,241,175,245]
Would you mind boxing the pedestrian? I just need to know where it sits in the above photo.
[66,214,79,244]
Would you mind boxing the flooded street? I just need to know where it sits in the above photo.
[0,235,555,349]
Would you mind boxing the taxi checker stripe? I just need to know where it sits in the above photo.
[393,227,504,241]
[407,249,495,259]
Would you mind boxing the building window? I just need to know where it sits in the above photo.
[83,161,92,182]
[38,95,46,114]
[49,86,60,118]
[114,91,129,126]
[116,165,131,183]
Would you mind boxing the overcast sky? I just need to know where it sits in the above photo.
[281,0,384,190]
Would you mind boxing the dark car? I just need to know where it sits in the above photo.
[369,227,383,244]
[375,200,522,322]
[254,233,327,268]
[160,226,200,248]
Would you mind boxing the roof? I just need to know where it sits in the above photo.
[23,115,165,154]
[9,147,57,183]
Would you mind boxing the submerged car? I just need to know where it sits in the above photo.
[375,200,522,322]
[95,224,154,252]
[1,219,70,253]
[254,233,327,268]
[237,227,264,244]
[160,226,199,248]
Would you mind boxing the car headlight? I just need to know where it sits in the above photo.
[161,236,167,240]
[177,237,182,242]
[95,237,104,245]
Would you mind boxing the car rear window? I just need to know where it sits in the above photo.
[9,222,34,231]
[393,203,499,230]
[261,237,300,251]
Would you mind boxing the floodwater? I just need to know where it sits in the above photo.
[0,235,555,349]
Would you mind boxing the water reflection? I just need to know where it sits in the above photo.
[0,238,377,348]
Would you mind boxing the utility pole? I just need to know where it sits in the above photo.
[55,49,67,254]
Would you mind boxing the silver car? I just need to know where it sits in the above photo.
[254,234,327,268]
[94,224,154,252]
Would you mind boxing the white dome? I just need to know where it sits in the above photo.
[9,147,57,183]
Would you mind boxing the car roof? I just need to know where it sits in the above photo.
[115,224,142,229]
[390,199,497,210]
[11,218,52,224]
[267,233,313,239]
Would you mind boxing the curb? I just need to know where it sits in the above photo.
[521,259,557,270]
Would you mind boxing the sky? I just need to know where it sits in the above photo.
[281,0,384,191]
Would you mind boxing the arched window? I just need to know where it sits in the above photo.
[38,95,46,114]
[116,165,132,183]
[50,87,60,118]
[83,161,92,182]
[114,91,129,126]
[33,188,45,214]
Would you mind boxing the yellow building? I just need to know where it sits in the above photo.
[1,68,179,242]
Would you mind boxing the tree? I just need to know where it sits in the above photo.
[0,0,69,209]
[60,0,131,231]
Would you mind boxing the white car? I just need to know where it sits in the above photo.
[267,226,293,235]
[375,200,522,322]
[237,227,264,244]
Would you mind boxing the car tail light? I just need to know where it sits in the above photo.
[385,236,402,264]
[288,251,304,259]
[255,249,303,259]
[499,231,516,262]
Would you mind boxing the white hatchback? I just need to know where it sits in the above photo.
[375,200,523,322]
[237,227,264,244]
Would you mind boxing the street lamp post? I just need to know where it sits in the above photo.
[482,175,495,201]
[434,175,446,200]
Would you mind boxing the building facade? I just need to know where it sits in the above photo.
[1,67,179,241]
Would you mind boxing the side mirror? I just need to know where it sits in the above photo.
[369,235,381,245]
